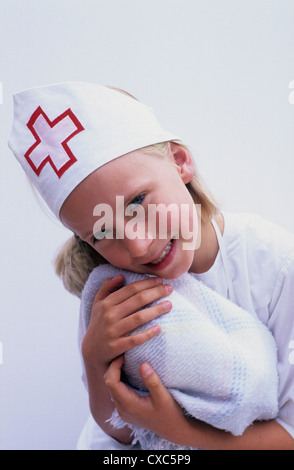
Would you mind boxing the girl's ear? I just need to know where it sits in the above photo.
[169,142,194,184]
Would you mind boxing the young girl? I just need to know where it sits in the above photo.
[9,82,294,450]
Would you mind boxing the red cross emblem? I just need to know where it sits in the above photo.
[24,106,84,178]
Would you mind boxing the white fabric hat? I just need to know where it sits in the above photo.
[8,81,179,218]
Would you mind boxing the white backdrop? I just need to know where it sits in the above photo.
[0,0,294,450]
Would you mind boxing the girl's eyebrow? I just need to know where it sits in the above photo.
[123,181,149,207]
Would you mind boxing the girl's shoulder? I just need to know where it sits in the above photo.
[222,212,294,309]
[223,212,294,264]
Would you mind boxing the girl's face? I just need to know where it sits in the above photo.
[60,145,198,280]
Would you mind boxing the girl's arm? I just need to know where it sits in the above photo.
[105,357,294,450]
[81,274,173,444]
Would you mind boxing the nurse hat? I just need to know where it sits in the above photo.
[8,81,179,219]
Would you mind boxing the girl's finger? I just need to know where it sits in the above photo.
[115,323,162,356]
[104,356,141,408]
[139,363,168,404]
[93,274,125,303]
[107,276,165,305]
[116,283,173,319]
[118,300,172,337]
[104,355,129,400]
[104,355,124,385]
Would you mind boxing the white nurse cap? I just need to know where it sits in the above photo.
[8,81,179,219]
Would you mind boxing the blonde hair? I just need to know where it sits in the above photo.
[54,89,219,298]
[54,235,108,298]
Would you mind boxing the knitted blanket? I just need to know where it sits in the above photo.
[80,264,279,450]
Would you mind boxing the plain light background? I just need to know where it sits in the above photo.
[0,0,294,450]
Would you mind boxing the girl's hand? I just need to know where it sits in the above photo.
[105,358,294,450]
[80,274,173,444]
[104,355,191,446]
[82,275,173,368]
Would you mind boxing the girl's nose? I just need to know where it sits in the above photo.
[123,233,154,259]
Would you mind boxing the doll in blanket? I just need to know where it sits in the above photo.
[80,264,279,450]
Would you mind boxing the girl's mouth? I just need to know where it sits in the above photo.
[145,239,176,271]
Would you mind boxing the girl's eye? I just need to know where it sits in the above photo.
[92,227,111,244]
[126,194,146,216]
[129,194,145,207]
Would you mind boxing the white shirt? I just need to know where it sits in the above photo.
[77,212,294,449]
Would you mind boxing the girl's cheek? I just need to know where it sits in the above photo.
[149,204,182,239]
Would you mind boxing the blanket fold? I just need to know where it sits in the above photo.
[80,264,279,450]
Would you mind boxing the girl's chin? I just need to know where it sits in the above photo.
[158,264,191,280]
[146,252,194,279]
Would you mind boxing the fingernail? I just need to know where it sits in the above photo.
[165,284,173,293]
[153,324,161,334]
[163,301,172,309]
[141,363,153,377]
[155,277,163,284]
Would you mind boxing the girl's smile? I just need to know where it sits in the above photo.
[144,238,177,271]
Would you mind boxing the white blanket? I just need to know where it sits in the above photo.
[80,264,279,450]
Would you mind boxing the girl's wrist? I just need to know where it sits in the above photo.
[81,340,107,371]
[82,349,109,378]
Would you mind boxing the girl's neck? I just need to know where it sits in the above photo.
[189,212,224,274]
